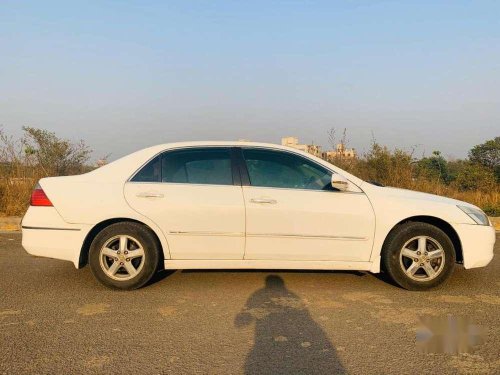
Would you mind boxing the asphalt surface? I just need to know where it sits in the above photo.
[1,232,499,375]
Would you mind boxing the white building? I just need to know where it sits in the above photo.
[281,136,356,159]
[281,137,323,158]
[324,143,356,160]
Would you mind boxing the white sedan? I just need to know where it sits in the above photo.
[22,141,495,290]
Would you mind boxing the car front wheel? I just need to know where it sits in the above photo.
[89,222,160,290]
[382,222,455,290]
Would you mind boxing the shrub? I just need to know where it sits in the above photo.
[469,137,500,182]
[23,127,91,176]
[452,163,497,192]
[417,151,449,183]
[0,127,91,216]
[325,138,499,216]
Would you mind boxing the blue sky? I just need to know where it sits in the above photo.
[1,1,499,160]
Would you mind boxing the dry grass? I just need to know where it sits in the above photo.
[330,146,500,216]
[405,180,499,215]
[0,127,91,216]
[0,168,40,217]
[1,158,498,217]
[1,134,498,217]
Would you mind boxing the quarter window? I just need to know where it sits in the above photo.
[242,149,332,190]
[131,155,161,182]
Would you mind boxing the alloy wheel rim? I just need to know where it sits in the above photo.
[399,235,445,281]
[99,235,145,281]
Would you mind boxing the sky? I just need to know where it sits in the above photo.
[1,0,499,161]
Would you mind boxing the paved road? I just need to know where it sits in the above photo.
[1,232,499,375]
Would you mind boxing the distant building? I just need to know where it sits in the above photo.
[281,136,356,160]
[281,136,323,158]
[324,143,356,160]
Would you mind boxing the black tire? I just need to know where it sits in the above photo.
[382,222,455,291]
[89,222,160,290]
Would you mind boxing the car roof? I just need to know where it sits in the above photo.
[128,141,317,160]
[87,140,365,188]
[147,140,296,150]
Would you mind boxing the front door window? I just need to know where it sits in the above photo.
[242,148,332,190]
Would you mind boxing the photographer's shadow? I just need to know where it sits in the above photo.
[235,275,345,374]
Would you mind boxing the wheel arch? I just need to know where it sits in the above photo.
[382,215,463,263]
[78,218,167,268]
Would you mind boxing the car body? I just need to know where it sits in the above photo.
[22,141,496,290]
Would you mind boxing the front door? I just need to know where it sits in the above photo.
[124,147,245,260]
[239,148,375,262]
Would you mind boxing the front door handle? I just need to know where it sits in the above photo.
[136,192,164,198]
[250,198,277,204]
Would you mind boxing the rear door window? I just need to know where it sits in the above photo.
[132,148,234,185]
[161,148,233,185]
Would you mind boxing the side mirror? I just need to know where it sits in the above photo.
[331,174,349,191]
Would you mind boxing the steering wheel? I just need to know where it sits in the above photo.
[304,176,320,189]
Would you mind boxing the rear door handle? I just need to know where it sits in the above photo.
[250,198,277,204]
[136,192,164,198]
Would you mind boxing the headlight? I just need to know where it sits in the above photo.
[457,205,490,226]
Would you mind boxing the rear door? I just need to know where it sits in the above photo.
[124,147,246,260]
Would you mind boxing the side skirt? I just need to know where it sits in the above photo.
[163,259,374,271]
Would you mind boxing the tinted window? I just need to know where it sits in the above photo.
[242,149,332,190]
[131,155,161,182]
[162,148,233,185]
[132,149,234,185]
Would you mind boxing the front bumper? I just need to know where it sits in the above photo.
[452,223,496,269]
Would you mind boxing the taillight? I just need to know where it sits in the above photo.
[30,184,53,207]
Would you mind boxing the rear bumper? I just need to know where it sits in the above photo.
[453,223,496,269]
[21,207,91,268]
[22,227,89,268]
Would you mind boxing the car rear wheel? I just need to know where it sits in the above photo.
[89,222,160,290]
[382,222,455,291]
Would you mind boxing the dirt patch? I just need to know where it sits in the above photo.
[158,306,177,317]
[76,303,110,316]
[342,292,394,304]
[339,292,436,328]
[84,355,111,370]
[431,295,474,304]
[245,307,272,319]
[274,336,288,342]
[0,217,21,231]
[0,309,21,324]
[371,306,441,326]
[0,309,21,318]
[271,296,306,309]
[450,354,500,375]
[310,298,346,310]
[475,294,500,305]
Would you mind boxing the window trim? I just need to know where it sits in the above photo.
[236,146,363,194]
[127,146,241,187]
[233,148,251,186]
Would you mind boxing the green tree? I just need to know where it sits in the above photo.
[363,142,414,187]
[453,162,496,192]
[418,151,449,182]
[469,137,500,181]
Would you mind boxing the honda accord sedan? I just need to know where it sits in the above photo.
[22,141,495,290]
